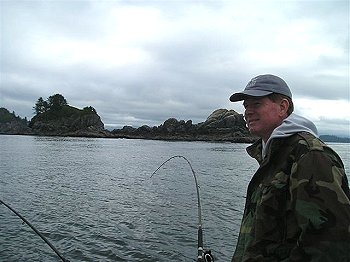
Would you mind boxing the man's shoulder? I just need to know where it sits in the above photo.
[287,132,344,168]
[296,132,325,150]
[288,132,326,152]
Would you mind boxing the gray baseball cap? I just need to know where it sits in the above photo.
[229,74,292,102]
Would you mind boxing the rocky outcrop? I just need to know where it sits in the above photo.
[29,105,110,137]
[0,108,32,135]
[2,105,349,143]
[112,109,256,142]
[0,121,32,135]
[1,106,256,142]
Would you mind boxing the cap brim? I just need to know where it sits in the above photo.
[229,90,273,102]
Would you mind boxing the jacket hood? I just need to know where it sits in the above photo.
[262,113,318,158]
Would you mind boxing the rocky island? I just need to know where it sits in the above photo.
[1,94,348,143]
[112,108,256,143]
[0,108,32,135]
[1,94,110,138]
[1,93,256,142]
[29,106,109,138]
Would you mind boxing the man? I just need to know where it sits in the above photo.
[229,74,350,261]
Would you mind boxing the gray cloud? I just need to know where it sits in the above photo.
[1,0,349,136]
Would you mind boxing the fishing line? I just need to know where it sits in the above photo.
[0,199,70,262]
[151,155,214,262]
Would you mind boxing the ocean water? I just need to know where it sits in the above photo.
[0,135,349,261]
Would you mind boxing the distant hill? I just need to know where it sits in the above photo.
[0,108,32,134]
[320,135,350,143]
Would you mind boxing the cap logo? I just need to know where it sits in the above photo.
[246,79,257,88]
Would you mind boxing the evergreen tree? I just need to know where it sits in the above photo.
[48,94,67,111]
[33,97,49,114]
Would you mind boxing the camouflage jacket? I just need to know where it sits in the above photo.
[232,132,350,261]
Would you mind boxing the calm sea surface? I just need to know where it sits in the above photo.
[0,135,349,261]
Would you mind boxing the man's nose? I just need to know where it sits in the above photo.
[244,108,254,118]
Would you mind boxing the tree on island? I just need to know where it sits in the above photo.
[83,106,97,114]
[33,97,49,114]
[33,94,67,115]
[48,94,67,110]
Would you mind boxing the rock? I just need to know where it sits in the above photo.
[112,108,256,143]
[122,126,137,133]
[138,125,152,133]
[0,108,32,135]
[29,105,107,136]
[163,118,179,133]
[201,109,242,128]
[2,105,256,143]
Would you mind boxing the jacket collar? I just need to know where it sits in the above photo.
[247,137,289,166]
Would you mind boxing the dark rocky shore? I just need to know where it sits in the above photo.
[0,107,257,143]
[111,109,256,143]
[2,106,349,143]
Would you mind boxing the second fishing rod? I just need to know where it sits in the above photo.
[152,155,214,262]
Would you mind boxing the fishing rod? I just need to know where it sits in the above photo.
[151,155,214,262]
[0,199,70,262]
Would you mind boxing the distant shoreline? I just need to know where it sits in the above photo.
[319,135,350,143]
[1,106,349,143]
[0,133,349,144]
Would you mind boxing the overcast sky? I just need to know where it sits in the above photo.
[1,0,349,136]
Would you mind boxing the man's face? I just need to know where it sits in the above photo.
[243,96,285,142]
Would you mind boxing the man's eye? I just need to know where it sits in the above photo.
[244,101,261,109]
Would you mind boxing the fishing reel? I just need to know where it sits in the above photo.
[198,249,214,262]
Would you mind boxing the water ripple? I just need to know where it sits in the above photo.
[2,136,348,261]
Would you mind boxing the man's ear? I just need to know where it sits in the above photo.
[279,98,290,117]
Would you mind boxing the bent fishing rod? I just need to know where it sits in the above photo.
[0,199,70,262]
[151,155,214,262]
